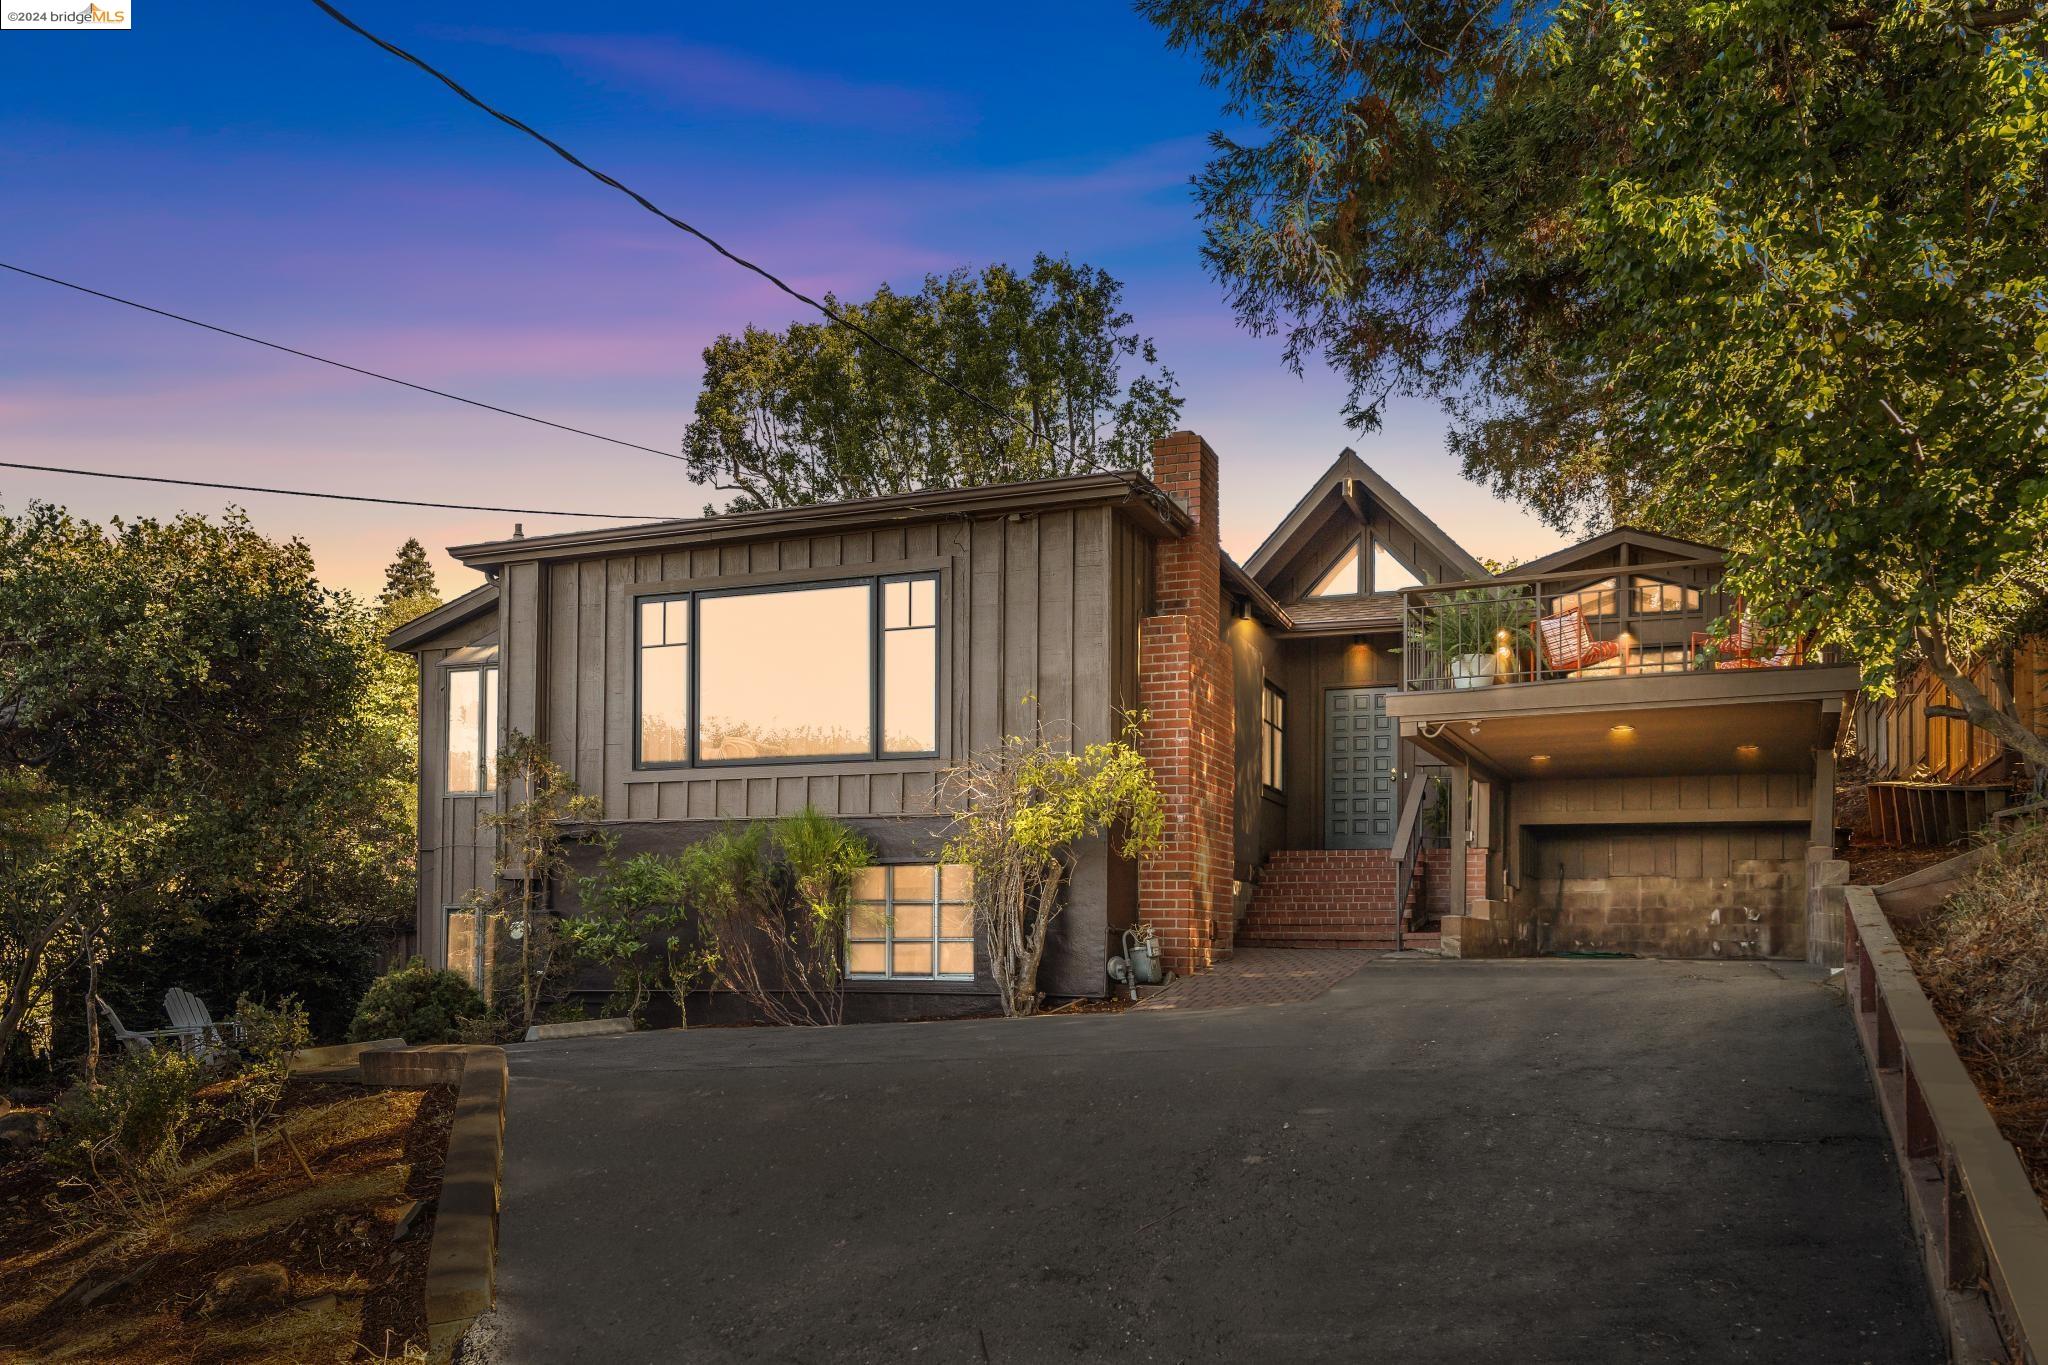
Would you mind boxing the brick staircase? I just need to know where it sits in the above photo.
[1236,849,1440,952]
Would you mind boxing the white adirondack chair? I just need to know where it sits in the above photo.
[95,996,202,1057]
[162,987,240,1059]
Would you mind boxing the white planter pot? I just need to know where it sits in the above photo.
[1449,653,1498,690]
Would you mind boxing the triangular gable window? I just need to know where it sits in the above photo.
[1372,540,1423,592]
[1308,539,1362,597]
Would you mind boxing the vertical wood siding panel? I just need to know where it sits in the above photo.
[970,520,1004,751]
[577,560,605,790]
[1003,516,1039,737]
[604,558,634,818]
[1038,511,1076,734]
[547,564,578,773]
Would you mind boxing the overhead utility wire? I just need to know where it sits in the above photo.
[0,261,684,464]
[0,460,663,520]
[305,0,1088,473]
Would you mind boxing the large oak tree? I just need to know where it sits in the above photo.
[1145,0,2048,765]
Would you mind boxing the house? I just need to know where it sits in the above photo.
[387,431,1864,1017]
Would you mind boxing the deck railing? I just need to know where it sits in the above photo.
[1397,557,1820,693]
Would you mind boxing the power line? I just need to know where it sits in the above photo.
[305,0,1088,472]
[0,261,685,464]
[0,460,664,520]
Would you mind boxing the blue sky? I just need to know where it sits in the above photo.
[0,1,1564,596]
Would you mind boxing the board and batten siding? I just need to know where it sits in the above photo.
[496,506,1142,828]
[412,610,500,974]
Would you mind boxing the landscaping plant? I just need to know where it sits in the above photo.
[676,811,872,1027]
[347,959,486,1045]
[569,839,719,1025]
[47,1046,204,1221]
[941,715,1164,1017]
[222,995,311,1173]
[475,733,602,1032]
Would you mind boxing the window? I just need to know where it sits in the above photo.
[446,665,499,794]
[1551,577,1619,618]
[443,906,505,989]
[1260,681,1286,794]
[638,596,691,764]
[636,574,940,767]
[1309,535,1426,596]
[847,863,974,980]
[1631,578,1702,614]
[1309,538,1362,597]
[1371,539,1423,592]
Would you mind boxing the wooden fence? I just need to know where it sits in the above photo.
[1853,637,2047,783]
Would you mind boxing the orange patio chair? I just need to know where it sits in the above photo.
[1535,608,1621,676]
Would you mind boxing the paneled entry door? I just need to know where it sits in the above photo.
[1326,687,1398,849]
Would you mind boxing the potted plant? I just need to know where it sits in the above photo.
[1422,586,1537,688]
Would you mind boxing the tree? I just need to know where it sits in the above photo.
[0,505,414,1070]
[684,256,1183,512]
[475,733,601,1032]
[940,717,1163,1017]
[378,538,439,618]
[1145,0,2048,766]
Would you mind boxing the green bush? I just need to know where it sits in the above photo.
[346,958,485,1044]
[49,1048,204,1215]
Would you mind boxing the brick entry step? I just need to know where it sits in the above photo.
[1236,849,1441,952]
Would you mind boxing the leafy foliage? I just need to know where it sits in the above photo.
[941,715,1164,1017]
[1146,0,2048,762]
[221,995,311,1171]
[346,958,485,1045]
[0,508,417,1072]
[48,1047,204,1219]
[475,734,602,1031]
[684,256,1182,511]
[567,841,716,1024]
[378,537,439,615]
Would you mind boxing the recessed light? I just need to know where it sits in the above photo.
[1530,753,1551,763]
[1735,743,1761,758]
[1609,724,1636,738]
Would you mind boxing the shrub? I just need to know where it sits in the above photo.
[48,1047,204,1217]
[223,996,310,1170]
[346,959,485,1044]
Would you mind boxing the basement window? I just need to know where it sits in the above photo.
[847,863,974,980]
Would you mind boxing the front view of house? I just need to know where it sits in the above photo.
[389,432,1861,1016]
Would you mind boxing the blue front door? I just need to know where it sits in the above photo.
[1326,688,1397,849]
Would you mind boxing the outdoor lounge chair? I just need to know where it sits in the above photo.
[95,995,208,1057]
[1535,608,1622,676]
[162,987,241,1058]
[1689,609,1797,669]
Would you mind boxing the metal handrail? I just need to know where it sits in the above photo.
[1399,556,1724,597]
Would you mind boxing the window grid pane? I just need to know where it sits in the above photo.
[881,575,938,757]
[847,864,974,981]
[447,669,481,794]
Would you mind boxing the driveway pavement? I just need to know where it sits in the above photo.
[480,959,1939,1364]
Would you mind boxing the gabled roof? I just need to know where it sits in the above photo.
[1513,526,1726,576]
[1242,449,1487,587]
[384,580,499,651]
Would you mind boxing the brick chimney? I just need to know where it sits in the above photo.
[1137,432,1235,974]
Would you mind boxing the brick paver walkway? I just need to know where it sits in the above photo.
[1134,946,1377,1011]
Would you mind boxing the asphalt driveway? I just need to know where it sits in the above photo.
[480,959,1939,1364]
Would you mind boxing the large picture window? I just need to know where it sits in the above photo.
[443,905,506,990]
[847,863,974,980]
[446,665,499,795]
[636,573,940,767]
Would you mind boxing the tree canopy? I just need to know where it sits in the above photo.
[683,255,1183,512]
[1146,0,2048,762]
[0,508,417,1066]
[379,537,439,616]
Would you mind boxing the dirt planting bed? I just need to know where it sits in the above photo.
[0,1079,454,1363]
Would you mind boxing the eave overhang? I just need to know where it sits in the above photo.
[383,581,500,652]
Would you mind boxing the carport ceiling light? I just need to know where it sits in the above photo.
[1530,753,1551,762]
[1608,724,1636,738]
[1736,743,1761,758]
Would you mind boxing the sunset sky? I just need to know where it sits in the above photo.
[0,2,1568,600]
